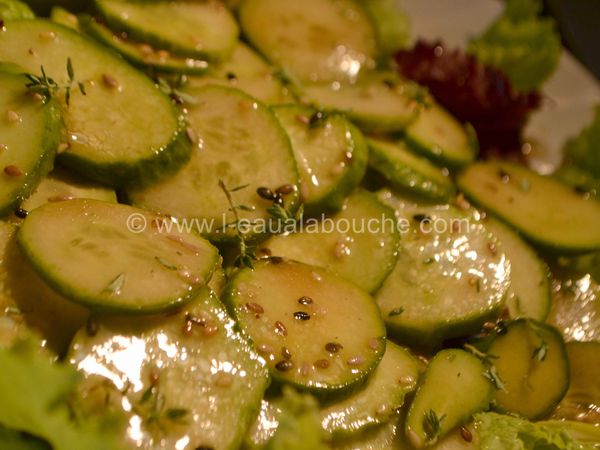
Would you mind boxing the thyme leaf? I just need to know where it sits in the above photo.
[25,58,86,106]
[423,409,446,442]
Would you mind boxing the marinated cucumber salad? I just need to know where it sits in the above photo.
[0,0,599,449]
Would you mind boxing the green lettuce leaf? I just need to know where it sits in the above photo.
[563,106,600,180]
[358,0,411,56]
[0,0,34,20]
[264,388,328,450]
[0,341,127,450]
[468,0,561,92]
[474,412,599,450]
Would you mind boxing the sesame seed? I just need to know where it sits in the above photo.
[281,347,292,360]
[258,247,272,257]
[85,317,98,336]
[226,72,237,81]
[0,144,7,152]
[413,214,432,224]
[296,114,310,125]
[157,50,170,59]
[460,426,473,443]
[14,208,28,219]
[300,362,312,377]
[270,256,284,265]
[138,44,153,56]
[101,74,119,89]
[48,194,74,202]
[257,187,275,200]
[213,372,234,387]
[30,93,44,102]
[257,344,273,355]
[4,165,23,177]
[274,321,287,336]
[186,127,198,144]
[6,110,21,124]
[314,359,330,369]
[399,375,415,386]
[482,321,496,331]
[57,142,70,154]
[203,324,219,337]
[275,360,294,372]
[368,338,380,350]
[347,356,365,366]
[376,404,387,415]
[488,242,497,255]
[39,31,56,40]
[276,184,295,196]
[325,342,343,353]
[297,296,313,305]
[293,311,311,321]
[330,163,345,176]
[245,302,264,316]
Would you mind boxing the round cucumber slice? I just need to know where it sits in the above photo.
[239,0,378,83]
[79,16,210,75]
[273,105,368,214]
[457,161,600,253]
[405,103,478,167]
[0,20,191,188]
[0,72,61,216]
[17,199,219,313]
[96,0,239,61]
[376,191,511,348]
[320,341,419,439]
[405,349,493,448]
[484,219,551,321]
[222,258,386,394]
[367,138,455,202]
[488,319,570,420]
[69,289,269,450]
[128,85,299,244]
[263,190,400,293]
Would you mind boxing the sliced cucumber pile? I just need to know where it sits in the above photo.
[0,71,61,216]
[376,191,511,348]
[263,190,399,293]
[95,0,239,62]
[223,259,386,393]
[18,199,219,313]
[273,105,368,214]
[458,161,600,252]
[69,289,269,450]
[0,20,191,188]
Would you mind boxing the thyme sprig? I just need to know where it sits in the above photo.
[464,343,507,392]
[157,75,197,105]
[25,58,86,106]
[423,409,446,442]
[133,383,189,432]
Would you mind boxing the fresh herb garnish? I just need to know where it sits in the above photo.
[134,382,189,431]
[25,58,86,106]
[157,76,197,105]
[103,273,125,295]
[483,365,508,392]
[423,409,445,442]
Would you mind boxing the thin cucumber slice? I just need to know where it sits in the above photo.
[17,199,219,313]
[184,43,293,105]
[484,219,551,321]
[222,259,386,394]
[80,16,210,75]
[367,138,455,202]
[0,72,61,216]
[96,0,238,61]
[20,167,116,213]
[0,20,191,188]
[239,0,378,83]
[69,289,269,450]
[303,78,419,133]
[273,105,368,214]
[128,85,299,244]
[244,399,282,450]
[488,319,570,419]
[457,161,600,252]
[405,349,493,448]
[0,221,88,353]
[50,6,79,30]
[405,104,478,167]
[320,341,419,438]
[554,341,600,423]
[376,190,511,348]
[262,190,399,293]
[330,419,403,450]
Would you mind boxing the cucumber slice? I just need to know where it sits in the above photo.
[0,20,191,188]
[128,85,299,244]
[69,289,269,450]
[0,72,61,216]
[222,259,386,393]
[484,219,551,321]
[405,104,478,167]
[554,341,600,423]
[321,341,419,438]
[0,0,34,20]
[273,105,368,214]
[20,167,116,213]
[80,16,210,75]
[375,191,511,348]
[488,319,570,419]
[330,418,403,450]
[244,399,282,450]
[17,199,219,313]
[96,0,238,61]
[0,221,88,353]
[239,0,378,83]
[303,78,419,133]
[367,138,455,202]
[405,349,493,448]
[184,43,293,105]
[50,6,79,30]
[457,161,600,252]
[262,190,399,293]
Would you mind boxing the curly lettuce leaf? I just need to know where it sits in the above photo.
[564,106,600,180]
[264,388,328,450]
[0,341,127,450]
[474,412,599,450]
[358,0,411,56]
[0,0,34,20]
[468,0,561,92]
